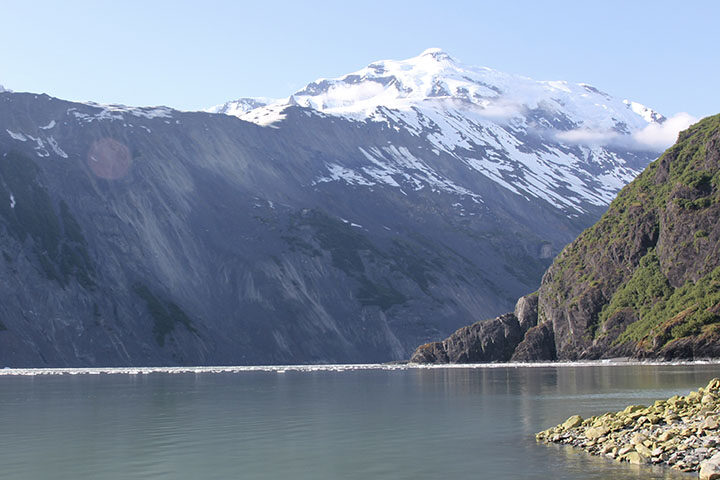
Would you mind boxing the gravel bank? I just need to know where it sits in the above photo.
[536,378,720,478]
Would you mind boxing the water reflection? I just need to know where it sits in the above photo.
[0,365,716,479]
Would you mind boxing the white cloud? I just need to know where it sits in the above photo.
[554,112,698,152]
[555,128,619,145]
[315,81,387,108]
[476,100,524,120]
[631,112,697,151]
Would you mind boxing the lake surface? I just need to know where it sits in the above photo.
[1,363,718,479]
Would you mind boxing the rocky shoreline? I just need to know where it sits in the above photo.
[536,378,720,478]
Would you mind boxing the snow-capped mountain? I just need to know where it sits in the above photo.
[212,48,665,215]
[205,97,276,116]
[0,50,674,367]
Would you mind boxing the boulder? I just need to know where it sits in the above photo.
[585,427,610,440]
[625,451,647,465]
[700,453,720,480]
[707,379,720,392]
[514,293,539,332]
[562,415,583,430]
[704,416,719,430]
[635,443,653,457]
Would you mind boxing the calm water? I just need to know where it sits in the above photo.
[1,363,718,479]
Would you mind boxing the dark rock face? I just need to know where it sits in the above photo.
[409,342,448,364]
[412,114,720,364]
[410,313,524,363]
[410,294,539,363]
[511,323,555,361]
[656,329,720,360]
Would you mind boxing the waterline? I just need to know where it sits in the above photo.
[2,359,720,376]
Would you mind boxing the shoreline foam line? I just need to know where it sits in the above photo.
[1,359,720,376]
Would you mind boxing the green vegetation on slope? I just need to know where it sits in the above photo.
[537,113,720,356]
[598,252,720,346]
[597,249,672,339]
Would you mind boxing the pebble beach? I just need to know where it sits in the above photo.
[536,378,720,479]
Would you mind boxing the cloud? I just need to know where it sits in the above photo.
[322,81,387,106]
[435,98,525,122]
[631,112,697,151]
[555,129,619,145]
[554,113,699,152]
[476,100,525,120]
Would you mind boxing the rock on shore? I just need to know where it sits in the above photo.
[536,378,720,477]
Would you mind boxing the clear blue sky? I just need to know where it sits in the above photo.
[1,0,717,118]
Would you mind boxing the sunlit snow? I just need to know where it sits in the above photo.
[6,129,27,141]
[208,49,665,215]
[69,104,173,123]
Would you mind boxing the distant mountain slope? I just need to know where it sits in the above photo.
[0,50,666,367]
[205,97,275,116]
[213,48,664,215]
[412,114,720,363]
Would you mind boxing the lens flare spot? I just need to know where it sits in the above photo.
[87,138,131,180]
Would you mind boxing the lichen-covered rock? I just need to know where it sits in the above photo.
[585,426,610,439]
[625,451,647,465]
[562,415,584,429]
[705,417,719,430]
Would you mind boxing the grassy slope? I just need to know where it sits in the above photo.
[538,114,720,354]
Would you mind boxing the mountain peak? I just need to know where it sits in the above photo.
[211,50,663,138]
[418,47,454,62]
[208,50,678,165]
[205,97,275,116]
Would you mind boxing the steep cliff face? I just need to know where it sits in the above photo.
[412,114,720,362]
[410,293,538,363]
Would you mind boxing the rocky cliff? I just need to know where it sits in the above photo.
[412,114,720,363]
